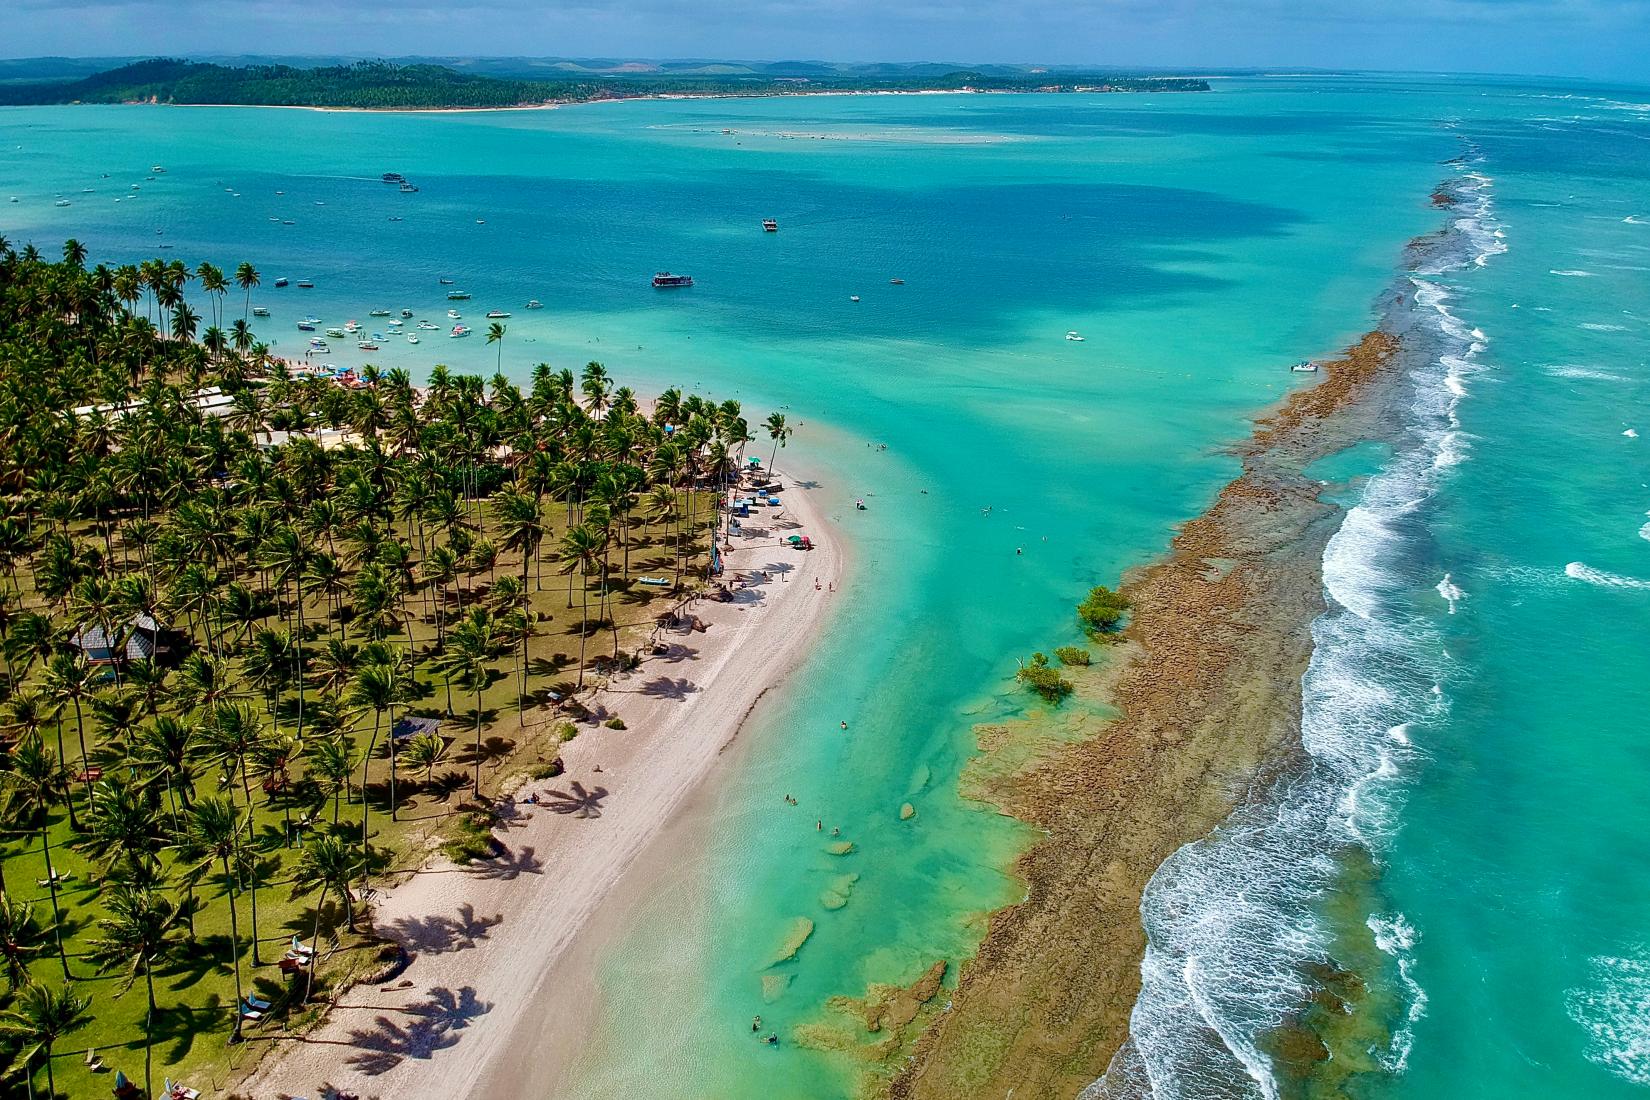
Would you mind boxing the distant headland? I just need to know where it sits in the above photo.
[0,57,1212,110]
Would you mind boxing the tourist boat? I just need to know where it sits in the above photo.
[357,341,380,351]
[344,320,360,333]
[447,291,471,300]
[369,309,391,317]
[762,218,778,232]
[450,324,471,338]
[252,307,270,317]
[325,327,347,339]
[309,338,329,349]
[283,220,296,225]
[301,315,321,325]
[399,182,420,193]
[525,299,543,309]
[151,165,166,173]
[1292,360,1319,373]
[407,335,420,344]
[297,321,316,331]
[54,199,70,207]
[296,279,314,288]
[486,310,511,319]
[890,278,905,285]
[652,272,693,288]
[447,309,462,319]
[1066,331,1085,342]
[382,173,405,184]
[400,308,414,317]
[439,278,454,285]
[387,318,403,327]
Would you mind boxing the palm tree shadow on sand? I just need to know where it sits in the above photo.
[342,985,491,1075]
[543,780,608,819]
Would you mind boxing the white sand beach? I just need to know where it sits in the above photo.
[239,475,844,1099]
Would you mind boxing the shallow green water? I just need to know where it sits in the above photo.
[6,75,1644,1098]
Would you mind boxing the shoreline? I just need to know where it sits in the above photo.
[239,464,846,1099]
[103,86,1200,115]
[891,316,1414,1097]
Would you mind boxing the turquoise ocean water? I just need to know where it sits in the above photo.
[3,75,1646,1097]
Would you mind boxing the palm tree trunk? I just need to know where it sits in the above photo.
[361,713,381,849]
[143,966,156,1099]
[39,826,69,980]
[222,853,245,1042]
[472,683,483,797]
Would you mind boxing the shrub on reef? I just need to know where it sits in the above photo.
[1054,646,1091,666]
[1016,652,1073,703]
[1077,585,1130,639]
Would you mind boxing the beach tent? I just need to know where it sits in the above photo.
[390,715,442,743]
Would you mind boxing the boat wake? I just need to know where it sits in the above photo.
[1564,561,1650,589]
[1084,155,1503,1100]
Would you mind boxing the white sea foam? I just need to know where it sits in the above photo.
[1545,365,1628,382]
[1566,561,1650,588]
[1627,215,1647,225]
[1580,322,1628,331]
[1640,513,1650,543]
[1087,157,1501,1100]
[1435,573,1464,613]
[1627,429,1640,438]
[1550,269,1597,277]
[1567,952,1650,1085]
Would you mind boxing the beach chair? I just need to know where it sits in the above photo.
[239,1000,264,1021]
[246,994,273,1012]
[290,935,316,957]
[85,1047,104,1072]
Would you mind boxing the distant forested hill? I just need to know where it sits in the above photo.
[0,58,1209,109]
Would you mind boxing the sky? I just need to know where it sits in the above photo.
[6,0,1650,82]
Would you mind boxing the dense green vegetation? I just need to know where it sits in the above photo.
[0,58,1210,109]
[1077,584,1131,639]
[1016,653,1074,703]
[0,233,772,1096]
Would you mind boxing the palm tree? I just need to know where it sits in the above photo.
[176,795,249,1039]
[0,893,44,990]
[399,731,448,787]
[439,610,500,797]
[0,981,91,1100]
[558,524,603,689]
[490,486,545,590]
[763,411,793,476]
[486,322,507,372]
[42,652,95,815]
[347,661,404,840]
[89,883,185,1099]
[234,261,260,328]
[308,735,358,824]
[0,737,72,979]
[295,832,365,934]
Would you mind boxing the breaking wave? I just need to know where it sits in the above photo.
[1083,156,1502,1099]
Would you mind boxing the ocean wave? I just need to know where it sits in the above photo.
[1579,322,1629,331]
[1545,365,1628,382]
[1566,951,1650,1085]
[1565,561,1650,588]
[1088,157,1500,1100]
[1550,269,1597,277]
[1435,573,1463,614]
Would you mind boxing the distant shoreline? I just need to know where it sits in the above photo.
[110,85,1201,115]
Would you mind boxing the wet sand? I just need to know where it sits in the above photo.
[892,329,1407,1099]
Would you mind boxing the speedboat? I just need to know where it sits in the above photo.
[274,277,289,287]
[54,199,70,207]
[387,318,403,327]
[849,295,860,303]
[297,321,316,331]
[439,278,454,285]
[357,341,380,351]
[296,279,314,288]
[1292,360,1319,373]
[151,165,165,173]
[486,310,511,319]
[446,291,471,300]
[407,335,420,344]
[762,218,778,232]
[252,306,271,317]
[301,316,321,325]
[282,220,296,226]
[1066,331,1085,342]
[369,309,391,317]
[450,324,471,338]
[400,308,414,317]
[418,320,440,330]
[447,309,462,320]
[525,299,543,309]
[343,320,360,334]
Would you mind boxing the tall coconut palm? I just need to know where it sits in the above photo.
[557,524,603,689]
[486,322,507,372]
[0,737,73,980]
[0,981,91,1100]
[176,796,249,1040]
[234,261,260,327]
[89,883,184,1100]
[438,609,499,797]
[0,893,45,991]
[347,661,404,840]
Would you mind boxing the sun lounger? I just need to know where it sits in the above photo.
[85,1048,104,1072]
[164,1079,201,1100]
[245,994,273,1011]
[239,1001,264,1021]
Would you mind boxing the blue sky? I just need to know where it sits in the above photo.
[7,0,1650,81]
